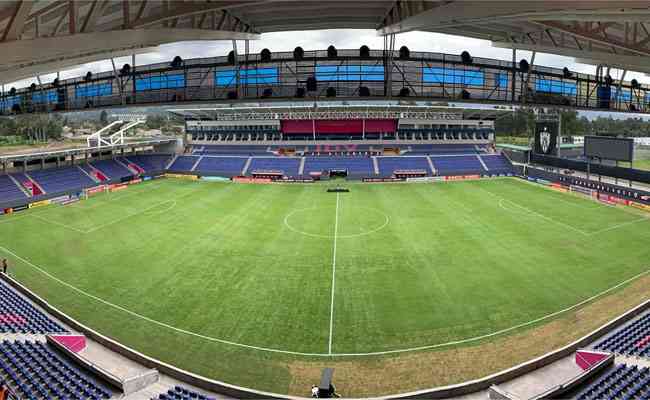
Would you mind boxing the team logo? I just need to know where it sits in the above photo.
[539,127,551,154]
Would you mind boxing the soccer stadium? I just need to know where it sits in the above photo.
[1,1,650,399]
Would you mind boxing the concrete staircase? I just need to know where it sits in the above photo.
[372,156,379,175]
[476,154,489,172]
[190,156,203,172]
[298,157,306,175]
[24,173,46,195]
[165,155,179,170]
[8,174,32,197]
[426,156,437,175]
[241,157,253,175]
[77,165,100,183]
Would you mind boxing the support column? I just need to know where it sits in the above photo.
[232,40,239,98]
[510,49,517,103]
[111,58,125,105]
[521,51,536,105]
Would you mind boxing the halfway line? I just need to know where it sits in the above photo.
[328,193,340,354]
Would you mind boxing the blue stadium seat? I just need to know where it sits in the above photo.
[595,313,650,359]
[0,340,112,400]
[0,175,28,203]
[150,385,216,400]
[0,281,66,334]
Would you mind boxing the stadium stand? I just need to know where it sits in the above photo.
[26,166,96,194]
[481,155,514,174]
[124,155,170,173]
[407,144,486,155]
[0,340,112,399]
[11,173,43,196]
[151,386,216,400]
[194,145,269,156]
[0,281,66,334]
[168,156,200,172]
[0,175,28,203]
[595,313,650,358]
[78,164,106,183]
[378,157,432,177]
[195,156,247,176]
[574,364,650,400]
[303,157,375,179]
[90,160,134,181]
[247,157,301,177]
[430,155,486,176]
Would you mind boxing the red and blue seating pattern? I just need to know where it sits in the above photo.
[575,364,650,400]
[595,314,650,358]
[26,167,96,194]
[151,386,215,400]
[0,175,27,202]
[89,160,133,180]
[0,340,112,400]
[0,281,66,334]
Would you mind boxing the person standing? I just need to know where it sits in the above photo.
[1,259,7,275]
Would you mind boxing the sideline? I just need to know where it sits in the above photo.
[0,245,647,357]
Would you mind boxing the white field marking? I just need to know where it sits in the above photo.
[29,214,88,234]
[328,193,340,355]
[84,187,200,234]
[588,217,650,236]
[283,207,390,239]
[480,186,590,236]
[0,182,169,226]
[26,200,178,234]
[0,244,647,357]
[495,181,650,236]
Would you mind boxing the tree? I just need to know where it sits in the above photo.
[145,115,166,130]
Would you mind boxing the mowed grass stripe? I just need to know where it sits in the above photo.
[0,177,648,390]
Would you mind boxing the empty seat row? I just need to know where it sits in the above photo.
[0,175,27,202]
[123,155,171,173]
[26,167,96,194]
[151,385,215,400]
[89,160,133,180]
[0,340,111,400]
[195,157,247,176]
[576,364,650,400]
[595,313,650,359]
[0,281,66,334]
[169,156,199,172]
[481,155,514,174]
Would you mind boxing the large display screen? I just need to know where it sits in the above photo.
[584,136,634,162]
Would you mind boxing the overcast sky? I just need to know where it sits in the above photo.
[9,29,650,89]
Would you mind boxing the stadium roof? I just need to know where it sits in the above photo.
[167,103,513,121]
[1,1,650,84]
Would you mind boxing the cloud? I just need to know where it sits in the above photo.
[5,29,649,89]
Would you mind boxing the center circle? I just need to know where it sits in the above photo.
[284,206,390,239]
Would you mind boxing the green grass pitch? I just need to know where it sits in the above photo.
[0,177,649,393]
